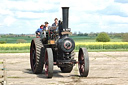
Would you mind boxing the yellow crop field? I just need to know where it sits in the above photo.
[0,43,30,50]
[0,42,128,51]
[75,42,128,50]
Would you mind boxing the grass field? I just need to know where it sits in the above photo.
[0,36,35,43]
[0,36,122,43]
[70,36,122,42]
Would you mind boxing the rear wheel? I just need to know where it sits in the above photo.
[60,65,73,73]
[44,48,53,78]
[78,48,89,77]
[30,38,44,74]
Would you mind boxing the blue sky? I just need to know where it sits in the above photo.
[0,0,128,34]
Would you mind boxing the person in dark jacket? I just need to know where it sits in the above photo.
[52,18,58,26]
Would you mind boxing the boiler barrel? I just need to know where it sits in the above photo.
[62,7,69,29]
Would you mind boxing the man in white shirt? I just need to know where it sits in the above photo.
[43,21,50,31]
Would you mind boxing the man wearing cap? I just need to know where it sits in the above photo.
[52,18,58,26]
[42,22,50,39]
[43,21,50,31]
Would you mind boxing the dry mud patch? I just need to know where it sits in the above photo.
[0,52,128,85]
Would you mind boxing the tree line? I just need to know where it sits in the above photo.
[0,33,34,38]
[73,32,128,38]
[0,32,127,38]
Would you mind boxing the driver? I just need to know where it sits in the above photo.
[52,18,58,26]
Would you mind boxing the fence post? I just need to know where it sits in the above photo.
[0,59,8,85]
[3,59,7,85]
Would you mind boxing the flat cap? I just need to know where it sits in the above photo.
[45,21,49,24]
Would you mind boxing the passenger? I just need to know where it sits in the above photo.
[52,18,58,26]
[35,24,44,38]
[43,21,50,31]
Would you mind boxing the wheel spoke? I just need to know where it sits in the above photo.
[45,60,49,76]
[45,65,48,72]
[79,66,82,73]
[80,65,84,73]
[81,60,84,64]
[81,56,84,61]
[81,65,84,72]
[79,60,84,64]
[45,50,49,76]
[34,64,36,69]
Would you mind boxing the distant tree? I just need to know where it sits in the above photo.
[78,31,83,36]
[88,32,95,38]
[114,33,123,38]
[21,34,25,37]
[109,32,115,39]
[122,33,128,42]
[95,32,99,36]
[17,39,26,43]
[83,33,88,36]
[96,32,110,42]
[73,32,77,36]
[28,36,30,38]
[1,35,6,38]
[9,33,14,35]
[0,41,6,44]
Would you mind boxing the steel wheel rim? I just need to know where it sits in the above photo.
[78,50,85,75]
[30,41,36,71]
[45,50,48,76]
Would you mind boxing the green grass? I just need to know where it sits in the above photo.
[110,38,122,42]
[0,36,35,43]
[0,36,122,43]
[70,36,122,42]
[0,62,3,64]
[70,36,96,42]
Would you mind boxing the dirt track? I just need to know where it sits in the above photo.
[0,52,128,85]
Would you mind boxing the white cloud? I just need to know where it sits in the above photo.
[0,8,13,15]
[2,0,59,12]
[15,12,43,19]
[0,0,128,34]
[3,16,17,26]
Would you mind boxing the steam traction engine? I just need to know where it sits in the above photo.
[30,7,89,78]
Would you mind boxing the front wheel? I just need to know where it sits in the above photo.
[78,48,89,77]
[44,48,53,78]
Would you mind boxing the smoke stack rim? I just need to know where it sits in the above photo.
[62,7,69,9]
